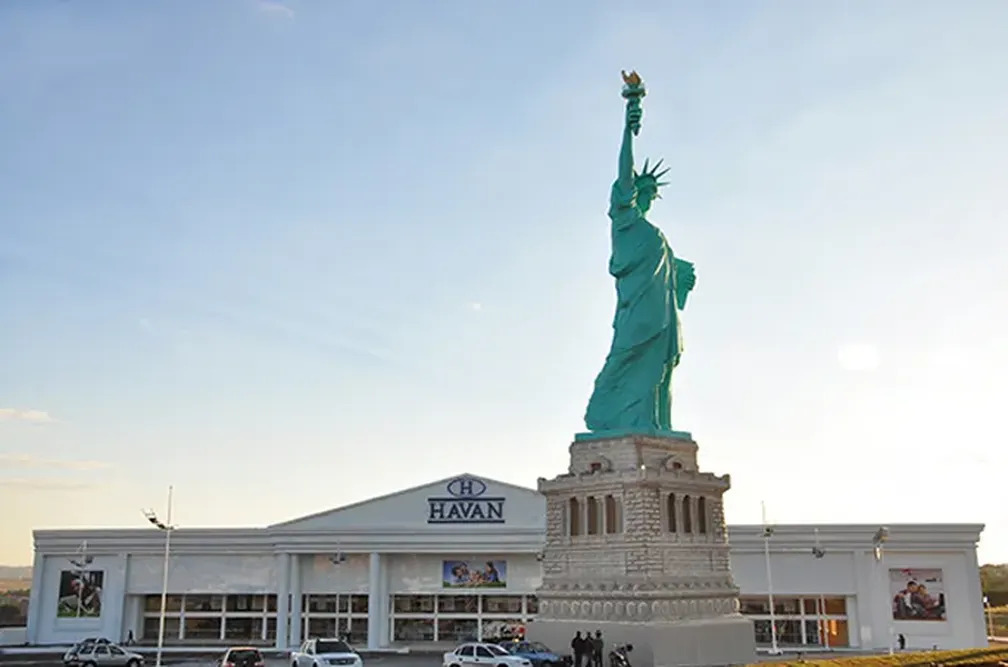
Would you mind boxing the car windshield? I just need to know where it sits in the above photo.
[487,645,509,656]
[316,641,352,654]
[530,643,550,653]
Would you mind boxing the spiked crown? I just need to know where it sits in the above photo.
[634,158,671,188]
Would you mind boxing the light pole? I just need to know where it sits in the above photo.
[762,502,781,655]
[811,529,828,650]
[872,526,892,655]
[984,596,995,638]
[143,486,175,667]
[68,541,94,618]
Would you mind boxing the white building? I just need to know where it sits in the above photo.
[26,474,986,652]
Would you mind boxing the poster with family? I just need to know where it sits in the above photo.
[56,570,104,618]
[890,568,946,621]
[442,560,507,588]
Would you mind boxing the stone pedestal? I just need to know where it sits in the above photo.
[526,434,755,667]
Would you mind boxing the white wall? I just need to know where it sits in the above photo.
[731,551,854,595]
[386,553,542,593]
[32,554,130,646]
[301,553,370,593]
[125,555,277,594]
[0,627,27,646]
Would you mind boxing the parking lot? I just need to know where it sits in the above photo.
[0,654,443,667]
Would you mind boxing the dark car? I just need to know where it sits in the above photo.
[499,640,569,667]
[221,648,265,667]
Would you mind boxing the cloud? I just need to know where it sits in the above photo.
[257,0,294,18]
[836,343,881,372]
[0,478,99,491]
[0,408,53,423]
[0,454,111,471]
[468,302,483,312]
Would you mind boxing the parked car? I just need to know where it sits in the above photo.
[63,642,143,667]
[220,647,266,667]
[443,642,533,667]
[498,640,569,667]
[290,638,362,667]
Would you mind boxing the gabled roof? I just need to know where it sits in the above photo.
[269,472,545,532]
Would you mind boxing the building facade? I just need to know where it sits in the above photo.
[26,474,987,652]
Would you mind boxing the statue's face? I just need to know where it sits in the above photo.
[636,179,658,213]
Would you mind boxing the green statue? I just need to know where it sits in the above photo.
[581,71,697,440]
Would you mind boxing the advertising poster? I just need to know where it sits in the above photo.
[890,568,946,621]
[56,570,104,618]
[442,560,507,588]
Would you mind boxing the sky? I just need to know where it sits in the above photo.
[1,0,1007,566]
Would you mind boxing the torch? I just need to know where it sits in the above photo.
[621,70,646,136]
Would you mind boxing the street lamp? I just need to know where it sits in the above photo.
[811,529,829,651]
[142,486,175,667]
[761,502,782,655]
[872,526,893,655]
[68,541,94,618]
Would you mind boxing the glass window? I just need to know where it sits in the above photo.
[458,646,474,657]
[826,619,849,647]
[224,617,263,641]
[738,598,769,615]
[226,650,263,663]
[525,596,538,614]
[145,595,183,612]
[438,618,477,643]
[393,618,435,641]
[438,595,478,613]
[476,647,494,658]
[823,598,846,615]
[803,620,823,646]
[393,595,435,613]
[347,619,367,645]
[316,640,352,654]
[802,598,821,615]
[308,618,335,639]
[265,595,277,613]
[308,595,339,613]
[604,495,618,534]
[142,617,180,640]
[483,596,522,614]
[778,619,802,645]
[773,598,800,615]
[109,647,124,656]
[349,595,368,614]
[586,497,600,535]
[568,498,580,536]
[227,595,265,613]
[184,617,221,640]
[752,620,771,645]
[265,618,277,641]
[482,619,523,641]
[184,595,224,612]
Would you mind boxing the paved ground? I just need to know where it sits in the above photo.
[0,655,442,667]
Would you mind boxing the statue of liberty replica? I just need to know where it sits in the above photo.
[528,72,756,667]
[583,70,696,439]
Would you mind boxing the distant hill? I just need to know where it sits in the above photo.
[0,567,31,580]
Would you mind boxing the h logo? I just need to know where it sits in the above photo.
[445,476,487,499]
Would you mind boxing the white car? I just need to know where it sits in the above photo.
[443,642,532,667]
[291,638,362,667]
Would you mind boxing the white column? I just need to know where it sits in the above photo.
[275,554,291,650]
[290,555,303,647]
[367,553,382,649]
[25,551,45,645]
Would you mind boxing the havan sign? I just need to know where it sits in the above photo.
[427,476,505,524]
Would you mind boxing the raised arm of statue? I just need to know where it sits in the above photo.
[616,70,644,194]
[617,110,638,193]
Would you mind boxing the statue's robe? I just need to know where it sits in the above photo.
[584,179,689,432]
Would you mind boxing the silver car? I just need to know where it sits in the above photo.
[64,642,144,667]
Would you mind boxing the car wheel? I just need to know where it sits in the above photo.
[83,662,97,667]
[450,663,462,667]
[127,660,140,667]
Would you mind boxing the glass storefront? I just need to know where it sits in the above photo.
[141,594,277,644]
[390,593,537,643]
[739,596,850,647]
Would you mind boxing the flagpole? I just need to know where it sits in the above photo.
[762,502,780,655]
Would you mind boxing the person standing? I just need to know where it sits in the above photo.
[591,631,604,667]
[571,631,585,667]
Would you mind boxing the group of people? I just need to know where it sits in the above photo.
[570,630,605,667]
